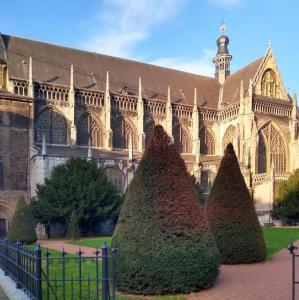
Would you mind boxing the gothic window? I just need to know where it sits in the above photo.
[36,108,67,145]
[145,120,155,146]
[105,167,124,192]
[112,116,137,150]
[257,122,287,173]
[261,69,278,98]
[201,171,209,193]
[173,124,192,154]
[222,125,235,152]
[0,146,3,187]
[77,114,103,147]
[200,127,215,155]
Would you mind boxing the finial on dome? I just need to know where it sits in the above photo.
[220,22,226,34]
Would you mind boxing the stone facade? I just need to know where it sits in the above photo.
[0,29,298,234]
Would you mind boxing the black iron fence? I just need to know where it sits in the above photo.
[287,243,299,300]
[0,240,116,300]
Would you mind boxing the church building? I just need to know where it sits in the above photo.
[0,26,298,236]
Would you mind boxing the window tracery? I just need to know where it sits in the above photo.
[257,122,287,173]
[105,167,124,192]
[222,125,235,152]
[77,114,103,147]
[145,120,155,146]
[112,116,137,149]
[261,69,279,98]
[173,124,192,153]
[36,108,68,145]
[200,127,215,155]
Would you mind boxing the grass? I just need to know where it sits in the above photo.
[263,227,299,259]
[67,236,112,248]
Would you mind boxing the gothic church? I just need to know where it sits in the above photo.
[0,28,298,236]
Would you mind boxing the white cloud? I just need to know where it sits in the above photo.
[83,0,184,58]
[149,49,215,76]
[208,0,244,8]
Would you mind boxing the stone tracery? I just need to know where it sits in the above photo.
[257,122,287,173]
[35,108,68,145]
[200,127,215,155]
[77,113,103,147]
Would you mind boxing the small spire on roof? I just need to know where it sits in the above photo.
[268,40,272,48]
[105,71,110,92]
[193,87,197,108]
[167,85,171,105]
[70,64,74,90]
[138,77,142,101]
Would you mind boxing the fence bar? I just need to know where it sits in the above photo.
[95,249,99,300]
[78,249,83,300]
[62,249,66,300]
[293,251,295,300]
[102,242,109,300]
[35,244,42,300]
[16,240,21,289]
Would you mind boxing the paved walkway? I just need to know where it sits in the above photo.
[39,240,297,299]
[38,240,97,256]
[188,243,297,300]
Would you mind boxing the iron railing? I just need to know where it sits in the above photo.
[0,240,116,300]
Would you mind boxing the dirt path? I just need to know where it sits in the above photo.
[188,243,297,300]
[38,240,98,256]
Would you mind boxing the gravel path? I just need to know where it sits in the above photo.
[39,240,297,299]
[188,243,297,300]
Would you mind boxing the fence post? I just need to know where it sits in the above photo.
[102,242,109,300]
[111,243,117,300]
[16,240,21,289]
[35,244,42,300]
[4,239,8,276]
[293,251,295,300]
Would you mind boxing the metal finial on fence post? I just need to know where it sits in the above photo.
[101,242,109,300]
[34,244,42,300]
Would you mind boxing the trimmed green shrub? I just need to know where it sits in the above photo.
[8,195,37,244]
[67,210,81,240]
[112,125,220,295]
[206,143,266,264]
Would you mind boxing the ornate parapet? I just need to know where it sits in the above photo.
[253,95,292,118]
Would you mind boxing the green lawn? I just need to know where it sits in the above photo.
[67,236,112,248]
[263,227,299,259]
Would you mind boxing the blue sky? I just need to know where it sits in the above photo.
[0,0,298,96]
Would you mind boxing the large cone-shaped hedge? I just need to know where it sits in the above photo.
[112,126,220,295]
[206,143,266,264]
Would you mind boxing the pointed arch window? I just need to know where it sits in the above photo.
[145,120,155,147]
[200,127,215,155]
[222,126,235,152]
[257,122,287,173]
[77,114,103,147]
[173,124,192,154]
[261,69,279,98]
[105,167,125,192]
[112,116,137,149]
[36,108,68,145]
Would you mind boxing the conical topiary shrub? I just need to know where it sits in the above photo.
[112,125,220,295]
[8,195,37,244]
[206,143,266,264]
[67,210,81,241]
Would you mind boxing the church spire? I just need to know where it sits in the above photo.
[213,23,232,85]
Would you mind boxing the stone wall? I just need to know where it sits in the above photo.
[0,93,32,233]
